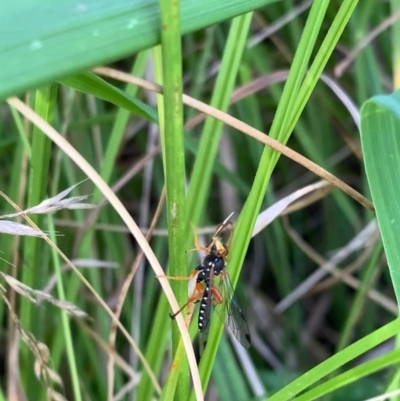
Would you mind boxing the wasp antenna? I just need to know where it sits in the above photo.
[214,212,235,238]
[223,212,235,225]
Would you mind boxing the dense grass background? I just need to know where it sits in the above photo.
[2,0,400,400]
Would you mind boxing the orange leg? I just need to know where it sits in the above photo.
[169,282,204,319]
[186,222,210,254]
[156,275,191,280]
[211,286,224,305]
[156,269,197,281]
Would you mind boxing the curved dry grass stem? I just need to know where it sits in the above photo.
[7,97,203,401]
[187,70,360,132]
[93,67,374,212]
[185,71,289,130]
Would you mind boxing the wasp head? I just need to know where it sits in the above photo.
[213,238,228,258]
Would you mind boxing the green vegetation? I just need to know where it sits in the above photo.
[1,0,400,400]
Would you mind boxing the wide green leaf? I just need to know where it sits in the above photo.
[1,0,276,99]
[360,90,400,304]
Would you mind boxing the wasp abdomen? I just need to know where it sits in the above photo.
[198,280,210,333]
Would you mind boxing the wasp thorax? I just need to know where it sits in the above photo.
[211,256,225,274]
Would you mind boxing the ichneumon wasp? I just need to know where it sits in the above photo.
[162,213,251,354]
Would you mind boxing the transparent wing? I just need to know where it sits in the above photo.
[213,270,251,349]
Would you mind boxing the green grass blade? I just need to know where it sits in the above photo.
[60,71,157,122]
[274,2,330,142]
[361,91,400,303]
[20,85,58,392]
[268,318,400,401]
[289,0,360,133]
[1,0,276,99]
[157,1,187,400]
[47,216,82,401]
[136,297,170,401]
[228,0,330,291]
[212,337,251,401]
[187,13,253,228]
[160,341,187,401]
[185,27,215,121]
[293,347,400,401]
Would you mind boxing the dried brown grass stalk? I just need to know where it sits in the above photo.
[0,272,88,318]
[0,285,66,401]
